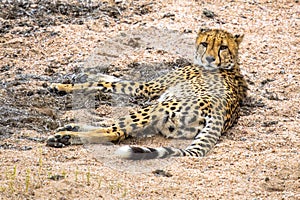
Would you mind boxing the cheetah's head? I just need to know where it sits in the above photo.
[194,28,243,70]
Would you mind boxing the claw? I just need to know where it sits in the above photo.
[66,125,80,132]
[56,124,80,132]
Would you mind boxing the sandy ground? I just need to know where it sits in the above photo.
[0,0,299,199]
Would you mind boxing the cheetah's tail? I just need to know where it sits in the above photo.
[115,145,193,160]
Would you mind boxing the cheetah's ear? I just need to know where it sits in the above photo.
[234,34,244,45]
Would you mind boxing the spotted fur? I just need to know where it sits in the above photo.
[47,29,248,160]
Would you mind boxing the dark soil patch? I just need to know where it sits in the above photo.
[0,0,154,35]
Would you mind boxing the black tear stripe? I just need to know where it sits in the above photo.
[227,48,233,61]
[211,36,216,52]
[196,44,201,55]
[218,49,222,67]
[200,35,208,61]
[201,51,206,64]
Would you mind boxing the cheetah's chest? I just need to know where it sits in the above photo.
[157,82,198,102]
[158,74,227,103]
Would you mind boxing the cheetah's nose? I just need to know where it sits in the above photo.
[206,56,216,63]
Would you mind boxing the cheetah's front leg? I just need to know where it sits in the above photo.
[46,127,126,148]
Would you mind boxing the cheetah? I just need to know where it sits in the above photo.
[47,28,248,160]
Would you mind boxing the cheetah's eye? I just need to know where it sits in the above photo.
[220,45,228,50]
[200,42,208,47]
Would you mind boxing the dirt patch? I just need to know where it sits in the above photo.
[0,0,299,199]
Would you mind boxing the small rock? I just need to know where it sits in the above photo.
[203,8,215,18]
[49,174,65,181]
[20,146,32,151]
[279,69,285,74]
[152,169,172,177]
[162,13,175,19]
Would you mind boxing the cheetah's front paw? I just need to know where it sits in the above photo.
[47,124,84,148]
[46,134,72,148]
